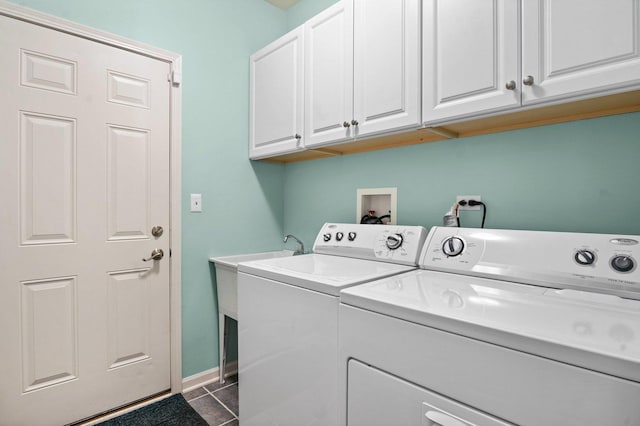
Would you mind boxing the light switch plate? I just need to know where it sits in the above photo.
[190,193,202,212]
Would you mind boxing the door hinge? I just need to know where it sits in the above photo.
[168,71,181,87]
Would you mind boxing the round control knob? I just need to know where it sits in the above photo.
[336,232,344,241]
[386,234,403,250]
[611,255,635,273]
[442,237,464,257]
[348,232,357,241]
[323,233,331,242]
[574,250,596,266]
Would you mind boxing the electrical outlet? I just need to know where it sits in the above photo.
[456,195,481,211]
[190,193,202,212]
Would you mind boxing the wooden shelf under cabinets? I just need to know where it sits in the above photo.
[260,90,640,163]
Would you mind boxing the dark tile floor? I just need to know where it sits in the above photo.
[183,375,239,426]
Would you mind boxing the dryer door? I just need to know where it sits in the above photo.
[347,359,513,426]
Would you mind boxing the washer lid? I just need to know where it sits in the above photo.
[340,270,640,382]
[238,253,415,296]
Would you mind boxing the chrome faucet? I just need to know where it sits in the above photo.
[283,234,305,255]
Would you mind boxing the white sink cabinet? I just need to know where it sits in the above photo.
[422,0,640,125]
[304,0,422,149]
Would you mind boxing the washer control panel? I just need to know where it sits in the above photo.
[313,223,427,266]
[420,227,640,300]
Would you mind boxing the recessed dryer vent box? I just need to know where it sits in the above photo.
[356,187,397,224]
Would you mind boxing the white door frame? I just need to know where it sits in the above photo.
[0,0,183,395]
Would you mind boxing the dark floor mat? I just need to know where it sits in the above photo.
[96,394,208,426]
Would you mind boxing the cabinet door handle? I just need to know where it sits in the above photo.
[351,119,359,126]
[343,121,351,128]
[294,134,301,140]
[523,75,535,86]
[505,80,516,90]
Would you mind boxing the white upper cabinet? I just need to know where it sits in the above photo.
[522,0,640,105]
[304,1,354,147]
[422,0,520,124]
[352,0,422,139]
[251,0,640,161]
[305,0,421,149]
[250,26,304,159]
[424,0,640,125]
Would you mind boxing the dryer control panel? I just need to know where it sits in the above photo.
[420,227,640,300]
[313,223,427,266]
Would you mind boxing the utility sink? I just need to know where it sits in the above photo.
[210,250,295,320]
[209,250,294,383]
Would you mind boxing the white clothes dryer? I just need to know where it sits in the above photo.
[339,227,640,426]
[237,223,427,426]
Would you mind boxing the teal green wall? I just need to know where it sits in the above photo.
[283,112,640,247]
[8,0,290,377]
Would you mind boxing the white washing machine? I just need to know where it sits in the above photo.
[237,223,427,426]
[339,226,640,426]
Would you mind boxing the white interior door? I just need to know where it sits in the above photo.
[0,14,172,425]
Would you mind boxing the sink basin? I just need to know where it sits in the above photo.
[210,250,295,319]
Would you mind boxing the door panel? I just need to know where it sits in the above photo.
[0,14,171,425]
[21,49,77,95]
[107,125,151,240]
[522,0,640,104]
[20,276,78,392]
[107,269,153,369]
[20,112,77,244]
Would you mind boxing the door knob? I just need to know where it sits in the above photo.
[343,121,351,128]
[523,75,535,86]
[351,119,359,126]
[142,248,164,262]
[505,80,516,90]
[151,226,163,237]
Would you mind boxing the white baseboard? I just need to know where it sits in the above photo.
[182,362,238,392]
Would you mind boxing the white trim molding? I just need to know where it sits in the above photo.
[0,0,183,396]
[182,362,239,393]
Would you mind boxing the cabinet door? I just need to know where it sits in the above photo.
[250,27,304,159]
[423,0,520,124]
[353,0,421,138]
[522,0,640,105]
[304,1,354,148]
